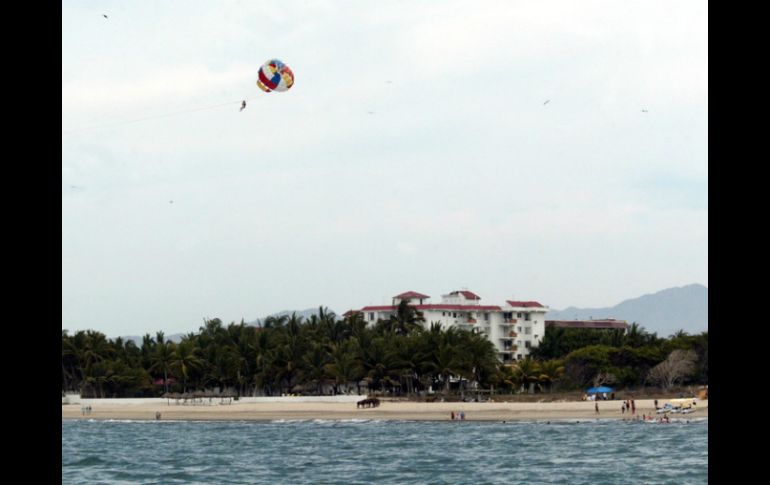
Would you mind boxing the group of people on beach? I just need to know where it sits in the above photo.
[583,392,615,401]
[621,399,636,415]
[80,405,92,416]
[449,410,465,420]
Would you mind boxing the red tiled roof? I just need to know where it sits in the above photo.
[360,306,398,312]
[506,301,545,308]
[342,310,360,317]
[418,304,500,311]
[394,291,431,299]
[545,320,629,329]
[459,290,481,300]
[360,304,502,312]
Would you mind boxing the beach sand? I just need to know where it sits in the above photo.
[62,398,707,422]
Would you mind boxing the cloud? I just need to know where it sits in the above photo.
[62,0,707,336]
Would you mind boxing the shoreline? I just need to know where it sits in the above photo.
[62,398,708,422]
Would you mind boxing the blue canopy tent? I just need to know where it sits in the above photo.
[586,386,614,394]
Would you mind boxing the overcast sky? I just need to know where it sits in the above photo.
[62,0,707,337]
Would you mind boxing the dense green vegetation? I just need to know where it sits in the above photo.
[62,305,708,398]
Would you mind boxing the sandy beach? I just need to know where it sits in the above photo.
[62,398,707,422]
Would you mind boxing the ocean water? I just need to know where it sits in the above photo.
[62,418,708,484]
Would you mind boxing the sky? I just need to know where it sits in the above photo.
[62,0,708,338]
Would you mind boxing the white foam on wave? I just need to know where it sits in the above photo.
[268,418,389,425]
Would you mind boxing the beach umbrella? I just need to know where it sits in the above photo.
[586,386,614,394]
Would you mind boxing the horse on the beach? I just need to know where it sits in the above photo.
[356,397,381,409]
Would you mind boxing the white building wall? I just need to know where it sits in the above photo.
[504,306,548,360]
[361,299,549,363]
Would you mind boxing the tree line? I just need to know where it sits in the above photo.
[62,303,707,398]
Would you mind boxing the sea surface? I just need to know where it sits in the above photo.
[62,418,708,484]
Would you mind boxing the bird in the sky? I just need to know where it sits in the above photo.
[641,109,648,113]
[240,100,246,112]
[103,14,108,18]
[543,100,550,105]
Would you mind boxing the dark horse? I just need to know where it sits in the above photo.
[356,397,381,409]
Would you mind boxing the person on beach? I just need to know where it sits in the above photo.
[450,411,455,420]
[631,400,636,415]
[595,402,599,414]
[621,402,626,414]
[460,411,465,420]
[155,412,162,420]
[654,399,659,409]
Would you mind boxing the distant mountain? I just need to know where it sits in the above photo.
[248,308,338,326]
[546,284,707,337]
[120,333,187,346]
[118,309,337,343]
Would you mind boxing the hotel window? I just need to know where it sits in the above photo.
[517,313,522,318]
[525,341,532,349]
[368,312,374,321]
[484,313,489,320]
[525,327,532,335]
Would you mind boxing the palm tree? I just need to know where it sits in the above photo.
[345,312,368,342]
[625,322,654,347]
[498,364,523,394]
[274,327,305,394]
[461,332,499,390]
[669,329,689,339]
[326,341,363,394]
[388,300,426,336]
[537,359,565,393]
[150,339,175,394]
[361,337,396,393]
[250,329,274,396]
[62,330,80,393]
[431,344,459,393]
[389,335,429,395]
[512,358,541,393]
[140,333,156,370]
[302,343,331,395]
[170,341,203,393]
[71,330,112,396]
[260,314,287,329]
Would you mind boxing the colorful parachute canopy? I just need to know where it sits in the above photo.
[257,59,294,93]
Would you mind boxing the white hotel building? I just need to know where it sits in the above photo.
[352,290,549,363]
